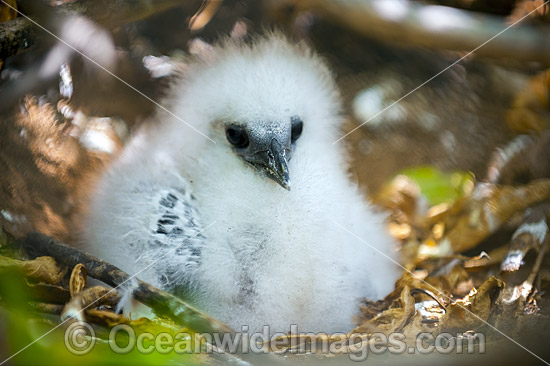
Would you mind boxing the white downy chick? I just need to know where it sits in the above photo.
[82,33,400,334]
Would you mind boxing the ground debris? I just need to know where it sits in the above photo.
[358,154,550,358]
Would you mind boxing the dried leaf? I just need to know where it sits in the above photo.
[430,261,470,295]
[0,255,67,285]
[374,174,421,216]
[354,285,415,335]
[506,70,550,133]
[508,0,550,24]
[69,263,87,296]
[61,285,119,323]
[85,308,126,326]
[422,180,550,256]
[439,276,504,332]
[399,313,438,346]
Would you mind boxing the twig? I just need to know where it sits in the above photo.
[22,232,234,335]
[501,201,550,272]
[26,301,64,315]
[294,0,550,65]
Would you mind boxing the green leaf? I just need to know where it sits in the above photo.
[399,166,474,206]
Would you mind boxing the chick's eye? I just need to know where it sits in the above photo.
[291,116,303,143]
[226,126,249,148]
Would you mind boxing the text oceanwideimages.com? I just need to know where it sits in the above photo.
[64,322,486,361]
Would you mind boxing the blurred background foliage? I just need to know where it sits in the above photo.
[0,0,550,365]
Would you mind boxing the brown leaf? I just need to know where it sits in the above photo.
[354,285,415,335]
[424,180,550,256]
[508,0,550,24]
[85,308,125,326]
[61,285,119,323]
[439,276,504,332]
[506,70,550,134]
[400,314,437,346]
[427,262,470,296]
[69,263,87,296]
[0,255,67,285]
[388,268,449,301]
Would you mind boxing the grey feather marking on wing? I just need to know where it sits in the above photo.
[147,186,204,293]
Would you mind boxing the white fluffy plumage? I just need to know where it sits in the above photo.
[81,33,400,334]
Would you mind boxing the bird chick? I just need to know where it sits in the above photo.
[81,33,400,334]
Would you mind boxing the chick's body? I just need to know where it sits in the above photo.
[82,34,399,334]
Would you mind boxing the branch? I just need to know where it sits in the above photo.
[295,0,550,65]
[22,232,234,335]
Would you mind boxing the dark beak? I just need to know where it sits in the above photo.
[246,138,291,191]
[268,139,291,190]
